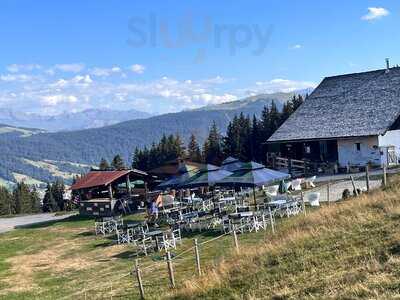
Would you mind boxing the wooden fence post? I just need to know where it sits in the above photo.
[268,206,275,234]
[383,166,387,187]
[134,259,145,299]
[166,251,176,288]
[232,226,239,252]
[365,165,370,192]
[327,182,330,205]
[350,176,359,196]
[300,191,306,216]
[194,239,201,276]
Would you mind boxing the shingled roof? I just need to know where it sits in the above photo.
[268,67,400,142]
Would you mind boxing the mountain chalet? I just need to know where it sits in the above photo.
[267,64,400,170]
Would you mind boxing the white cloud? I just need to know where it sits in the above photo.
[0,67,237,114]
[289,44,302,50]
[0,74,34,82]
[0,62,317,115]
[90,66,122,77]
[119,76,238,109]
[45,68,56,76]
[71,75,93,85]
[362,7,389,21]
[201,76,232,84]
[7,64,41,73]
[130,64,146,74]
[51,75,93,88]
[40,94,78,106]
[193,93,237,105]
[251,78,317,94]
[54,63,85,73]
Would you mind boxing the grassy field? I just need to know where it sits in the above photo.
[0,178,400,299]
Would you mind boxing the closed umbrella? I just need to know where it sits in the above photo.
[217,161,290,206]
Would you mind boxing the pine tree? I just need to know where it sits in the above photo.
[173,134,185,158]
[238,113,252,161]
[251,114,261,161]
[187,133,202,162]
[292,94,304,110]
[269,100,280,133]
[12,182,32,214]
[99,158,110,170]
[52,179,65,211]
[223,115,240,158]
[42,183,57,212]
[280,98,294,125]
[0,186,12,215]
[204,122,223,165]
[111,154,125,170]
[29,187,41,213]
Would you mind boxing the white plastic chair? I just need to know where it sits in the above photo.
[264,185,279,197]
[156,233,176,251]
[306,192,320,207]
[172,228,182,245]
[116,229,130,244]
[136,237,155,256]
[305,176,316,188]
[291,179,302,191]
[284,181,292,191]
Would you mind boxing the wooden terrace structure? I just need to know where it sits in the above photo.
[72,169,155,217]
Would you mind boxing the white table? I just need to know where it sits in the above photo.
[219,197,236,203]
[268,200,287,206]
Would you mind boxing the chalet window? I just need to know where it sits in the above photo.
[305,146,311,154]
[355,143,361,151]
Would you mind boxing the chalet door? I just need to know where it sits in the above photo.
[319,141,328,161]
[387,147,398,166]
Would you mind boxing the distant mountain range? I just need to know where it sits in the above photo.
[0,92,304,185]
[194,92,293,112]
[0,108,152,131]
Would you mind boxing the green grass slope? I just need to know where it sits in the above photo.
[1,178,398,299]
[173,182,400,299]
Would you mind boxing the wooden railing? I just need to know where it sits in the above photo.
[267,154,317,177]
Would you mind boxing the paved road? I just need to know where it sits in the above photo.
[0,212,76,234]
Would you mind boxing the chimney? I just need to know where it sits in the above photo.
[386,58,390,72]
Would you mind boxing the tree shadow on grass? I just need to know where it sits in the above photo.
[91,234,117,248]
[182,230,223,239]
[76,231,96,237]
[92,241,115,248]
[112,250,165,261]
[112,250,137,260]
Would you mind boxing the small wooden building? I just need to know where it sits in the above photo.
[147,158,203,179]
[267,65,400,169]
[72,169,153,217]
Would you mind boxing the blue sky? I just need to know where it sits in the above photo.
[0,0,399,115]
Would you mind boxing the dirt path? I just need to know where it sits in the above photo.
[306,179,381,202]
[314,167,400,183]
